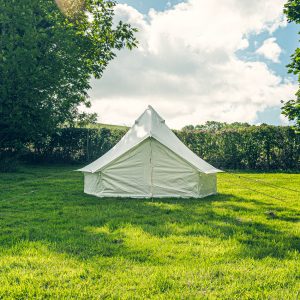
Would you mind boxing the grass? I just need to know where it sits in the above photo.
[0,165,299,299]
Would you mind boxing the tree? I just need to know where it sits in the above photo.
[0,0,137,156]
[281,0,300,131]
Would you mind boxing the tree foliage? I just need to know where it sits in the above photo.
[0,0,137,153]
[281,0,300,131]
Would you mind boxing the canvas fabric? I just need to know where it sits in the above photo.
[80,106,221,198]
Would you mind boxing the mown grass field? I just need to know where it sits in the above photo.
[0,165,299,299]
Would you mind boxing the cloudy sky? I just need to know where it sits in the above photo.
[87,0,299,129]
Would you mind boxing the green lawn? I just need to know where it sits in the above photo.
[0,165,299,299]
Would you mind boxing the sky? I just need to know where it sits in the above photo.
[87,0,299,129]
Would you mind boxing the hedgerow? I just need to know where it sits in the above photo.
[22,126,299,170]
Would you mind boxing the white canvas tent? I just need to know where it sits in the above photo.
[78,106,222,198]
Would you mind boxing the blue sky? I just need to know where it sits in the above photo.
[118,0,183,13]
[89,0,299,128]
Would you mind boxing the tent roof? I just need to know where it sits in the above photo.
[78,106,222,174]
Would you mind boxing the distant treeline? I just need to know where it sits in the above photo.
[23,124,300,171]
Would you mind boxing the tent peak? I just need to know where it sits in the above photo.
[147,105,162,116]
[146,105,165,121]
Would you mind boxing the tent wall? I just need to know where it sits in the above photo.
[151,139,202,197]
[86,140,152,197]
[84,138,217,198]
[198,173,217,197]
[84,172,100,195]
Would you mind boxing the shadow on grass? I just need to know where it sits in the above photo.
[1,191,299,263]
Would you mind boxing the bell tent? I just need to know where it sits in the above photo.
[78,106,222,198]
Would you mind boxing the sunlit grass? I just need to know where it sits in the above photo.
[0,165,299,299]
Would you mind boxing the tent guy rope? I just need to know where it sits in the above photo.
[226,172,300,194]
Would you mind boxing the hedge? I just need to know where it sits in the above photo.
[25,127,127,164]
[23,126,300,170]
[176,126,300,170]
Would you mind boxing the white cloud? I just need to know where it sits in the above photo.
[256,37,282,63]
[86,0,296,129]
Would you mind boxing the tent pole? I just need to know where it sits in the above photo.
[150,137,154,200]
